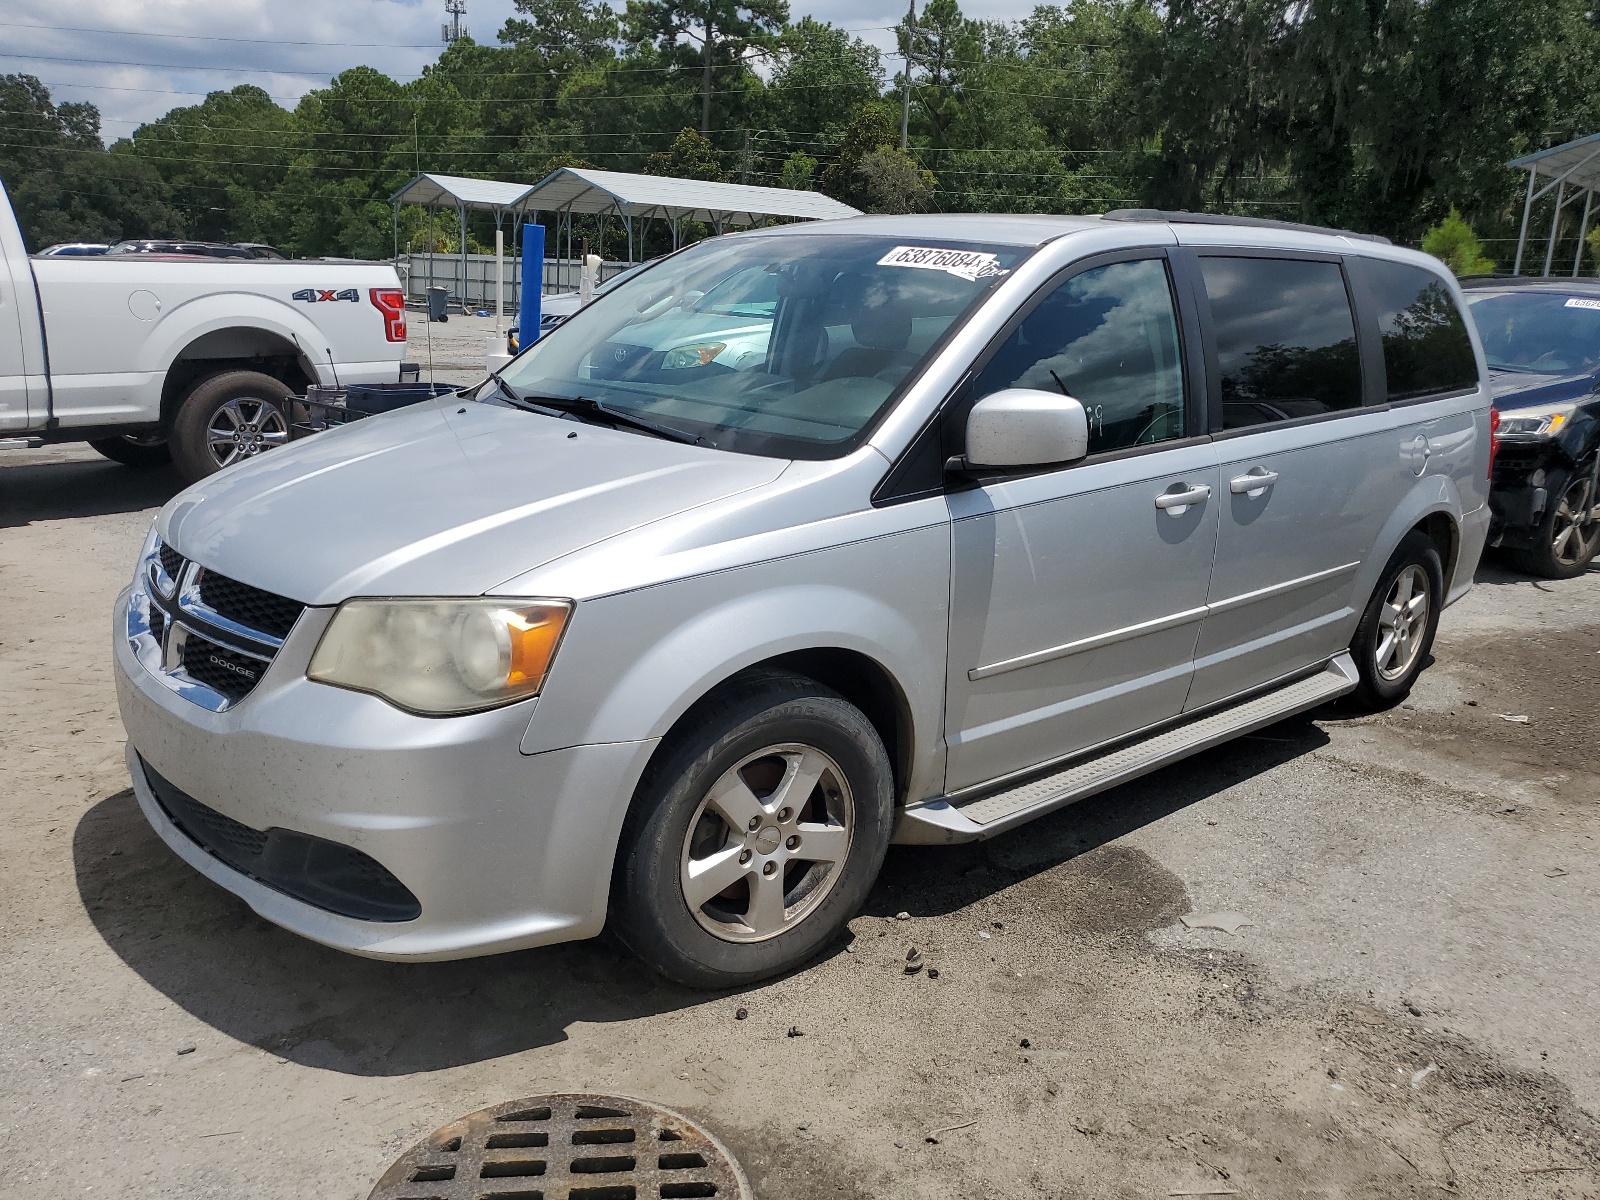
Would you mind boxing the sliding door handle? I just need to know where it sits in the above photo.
[1229,468,1279,495]
[1155,484,1212,510]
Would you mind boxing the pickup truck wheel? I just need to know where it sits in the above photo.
[169,370,293,483]
[1507,466,1599,580]
[88,432,171,468]
[612,672,893,989]
[1346,531,1443,711]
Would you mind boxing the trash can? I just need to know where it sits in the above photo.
[426,286,449,323]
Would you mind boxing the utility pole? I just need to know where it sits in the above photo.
[442,0,468,45]
[900,0,916,151]
[701,16,715,134]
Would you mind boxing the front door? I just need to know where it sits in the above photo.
[944,254,1220,794]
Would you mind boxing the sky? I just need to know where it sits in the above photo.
[0,0,975,138]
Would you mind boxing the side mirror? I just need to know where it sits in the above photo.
[963,388,1089,469]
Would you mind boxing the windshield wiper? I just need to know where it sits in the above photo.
[508,389,713,447]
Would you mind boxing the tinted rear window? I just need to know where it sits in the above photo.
[1360,259,1478,399]
[1198,256,1362,429]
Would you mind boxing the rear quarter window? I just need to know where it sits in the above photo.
[1356,258,1479,400]
[1197,256,1363,429]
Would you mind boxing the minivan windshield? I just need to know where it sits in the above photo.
[1465,290,1600,374]
[496,233,1026,458]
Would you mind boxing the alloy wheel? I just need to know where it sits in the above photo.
[1550,474,1599,569]
[206,397,287,468]
[1374,563,1429,681]
[679,743,854,943]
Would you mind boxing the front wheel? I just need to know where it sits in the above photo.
[1508,465,1599,579]
[169,370,293,483]
[612,673,894,989]
[1347,531,1444,711]
[87,431,171,468]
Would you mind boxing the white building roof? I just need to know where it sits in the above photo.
[522,167,861,225]
[389,173,538,210]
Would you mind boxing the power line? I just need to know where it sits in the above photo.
[0,20,452,49]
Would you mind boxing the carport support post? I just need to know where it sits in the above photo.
[1544,180,1566,277]
[519,222,544,350]
[495,226,505,321]
[1514,166,1537,276]
[1575,188,1595,277]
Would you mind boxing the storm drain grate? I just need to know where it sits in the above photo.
[367,1094,752,1200]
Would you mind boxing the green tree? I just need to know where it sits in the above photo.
[0,74,177,248]
[645,127,724,179]
[818,103,932,212]
[1421,209,1497,276]
[502,0,620,63]
[764,19,882,154]
[624,0,788,133]
[778,151,816,190]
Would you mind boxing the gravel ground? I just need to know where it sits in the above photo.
[2,433,1597,1200]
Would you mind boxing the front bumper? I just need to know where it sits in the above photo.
[114,588,658,961]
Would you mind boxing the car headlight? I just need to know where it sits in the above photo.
[307,598,572,715]
[1497,404,1575,438]
[661,341,726,370]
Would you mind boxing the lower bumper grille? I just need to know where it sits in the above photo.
[141,758,421,923]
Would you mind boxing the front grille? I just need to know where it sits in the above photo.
[198,570,305,640]
[181,635,264,702]
[157,541,184,583]
[141,758,421,923]
[148,606,166,644]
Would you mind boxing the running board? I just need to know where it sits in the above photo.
[892,654,1358,845]
[0,437,45,450]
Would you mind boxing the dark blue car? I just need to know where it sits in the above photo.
[1462,277,1600,577]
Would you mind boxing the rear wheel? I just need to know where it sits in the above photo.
[169,370,293,483]
[1347,531,1444,711]
[87,431,171,468]
[1508,465,1599,579]
[612,673,893,989]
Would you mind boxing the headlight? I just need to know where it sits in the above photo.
[1497,404,1574,438]
[661,341,726,370]
[307,598,572,715]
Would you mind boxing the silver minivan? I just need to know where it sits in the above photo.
[114,212,1493,987]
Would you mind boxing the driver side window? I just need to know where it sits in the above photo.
[974,257,1187,454]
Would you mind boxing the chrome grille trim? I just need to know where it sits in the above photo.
[129,541,302,712]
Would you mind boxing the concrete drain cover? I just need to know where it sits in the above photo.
[368,1093,752,1200]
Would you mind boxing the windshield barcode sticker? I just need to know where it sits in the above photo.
[877,246,1008,282]
[1564,297,1600,310]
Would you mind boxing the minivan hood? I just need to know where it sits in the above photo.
[159,399,787,605]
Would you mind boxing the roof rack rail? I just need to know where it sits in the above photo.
[1101,208,1391,245]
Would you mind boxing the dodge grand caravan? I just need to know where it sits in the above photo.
[114,212,1493,987]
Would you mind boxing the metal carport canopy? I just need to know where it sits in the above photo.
[1506,132,1600,276]
[522,167,861,225]
[389,173,538,210]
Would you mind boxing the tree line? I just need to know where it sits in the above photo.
[2,0,1598,267]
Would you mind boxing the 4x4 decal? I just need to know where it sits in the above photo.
[291,288,360,303]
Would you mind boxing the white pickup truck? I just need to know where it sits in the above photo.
[0,178,408,482]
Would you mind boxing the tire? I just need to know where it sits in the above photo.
[1347,531,1444,711]
[612,672,894,989]
[87,432,171,468]
[1507,465,1599,580]
[169,370,294,483]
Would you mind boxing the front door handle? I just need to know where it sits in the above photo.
[1229,468,1279,495]
[1155,484,1212,511]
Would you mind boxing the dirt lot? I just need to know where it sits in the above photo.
[2,439,1598,1200]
